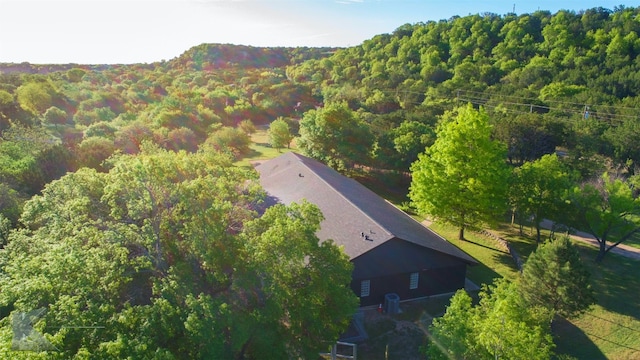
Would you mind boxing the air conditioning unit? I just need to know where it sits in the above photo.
[384,293,400,314]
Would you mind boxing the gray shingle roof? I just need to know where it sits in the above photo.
[255,152,477,264]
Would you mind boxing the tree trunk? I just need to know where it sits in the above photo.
[536,225,541,244]
[459,226,465,240]
[595,241,606,263]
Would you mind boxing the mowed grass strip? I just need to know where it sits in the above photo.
[428,221,519,286]
[235,128,296,167]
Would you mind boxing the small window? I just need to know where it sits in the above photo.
[360,280,370,297]
[410,272,419,290]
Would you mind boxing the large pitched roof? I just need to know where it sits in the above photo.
[255,152,476,264]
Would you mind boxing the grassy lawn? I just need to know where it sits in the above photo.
[428,222,519,286]
[557,243,640,359]
[234,128,295,167]
[427,220,640,360]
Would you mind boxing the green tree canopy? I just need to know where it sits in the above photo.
[0,146,357,358]
[238,119,257,135]
[297,101,373,172]
[0,89,14,132]
[569,173,640,262]
[0,125,71,195]
[201,126,251,159]
[15,82,57,116]
[75,136,116,172]
[267,117,293,150]
[511,154,576,242]
[66,68,86,83]
[42,106,68,128]
[410,104,510,240]
[603,118,640,175]
[427,280,554,360]
[519,236,595,318]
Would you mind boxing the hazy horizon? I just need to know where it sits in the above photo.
[0,0,634,65]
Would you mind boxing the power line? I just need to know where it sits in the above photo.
[455,89,640,125]
[357,87,639,126]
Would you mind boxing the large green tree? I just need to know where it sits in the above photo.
[201,126,251,159]
[511,154,575,243]
[569,173,640,262]
[297,101,373,172]
[42,106,68,128]
[427,279,554,360]
[410,104,510,240]
[267,117,293,150]
[603,118,640,175]
[0,125,72,195]
[519,236,595,318]
[15,82,56,116]
[0,146,357,359]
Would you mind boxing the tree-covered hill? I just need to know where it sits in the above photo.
[287,6,640,176]
[0,63,128,75]
[0,44,334,201]
[167,43,337,70]
[2,6,640,359]
[0,7,638,215]
[289,6,640,106]
[0,6,638,219]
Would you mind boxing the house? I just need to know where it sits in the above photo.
[255,152,477,307]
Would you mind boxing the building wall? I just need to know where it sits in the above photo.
[350,239,469,306]
[351,265,467,307]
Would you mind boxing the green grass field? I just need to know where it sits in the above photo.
[234,128,296,167]
[560,244,640,359]
[428,221,640,360]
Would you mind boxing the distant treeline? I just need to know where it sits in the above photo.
[1,6,640,215]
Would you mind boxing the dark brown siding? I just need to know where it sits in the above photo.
[350,239,469,306]
[352,264,466,307]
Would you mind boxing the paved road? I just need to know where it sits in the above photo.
[539,219,640,261]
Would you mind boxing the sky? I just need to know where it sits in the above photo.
[0,0,634,64]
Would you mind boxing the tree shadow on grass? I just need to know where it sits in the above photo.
[467,261,503,287]
[491,249,520,270]
[243,148,263,160]
[580,246,640,319]
[554,316,607,360]
[463,238,508,254]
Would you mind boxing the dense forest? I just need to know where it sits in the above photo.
[1,5,640,359]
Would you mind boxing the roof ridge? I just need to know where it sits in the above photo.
[296,155,394,239]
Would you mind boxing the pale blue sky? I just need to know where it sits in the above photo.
[0,0,634,64]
